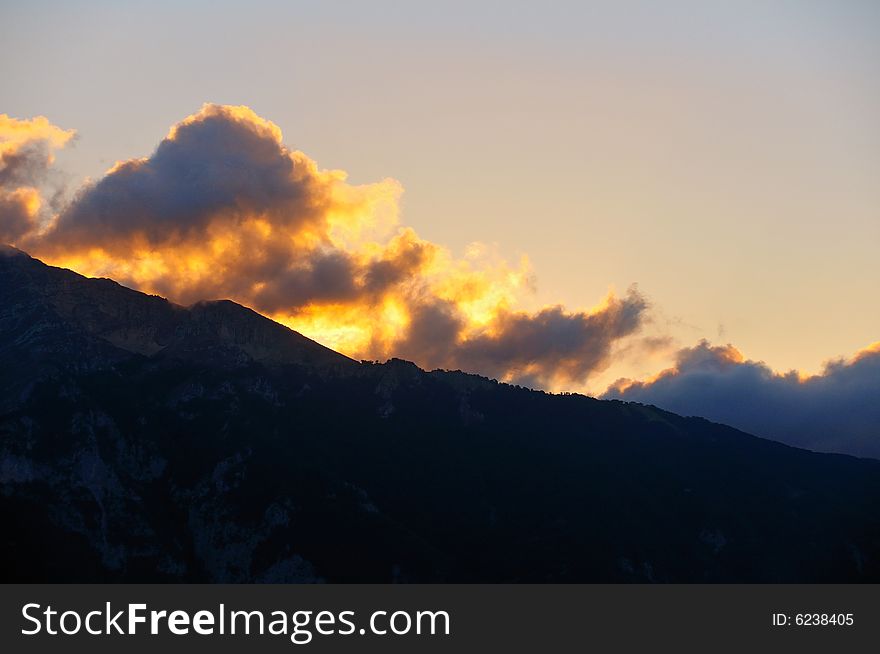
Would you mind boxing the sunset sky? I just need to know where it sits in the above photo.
[2,0,879,397]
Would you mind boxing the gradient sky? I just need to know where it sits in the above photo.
[3,0,879,393]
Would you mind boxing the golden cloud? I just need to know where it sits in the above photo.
[0,114,75,241]
[6,104,646,387]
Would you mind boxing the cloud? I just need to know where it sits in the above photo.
[0,187,42,243]
[604,341,880,459]
[458,290,647,385]
[392,288,646,386]
[6,104,646,388]
[0,114,75,242]
[43,105,341,250]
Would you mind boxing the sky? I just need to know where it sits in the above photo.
[2,0,879,402]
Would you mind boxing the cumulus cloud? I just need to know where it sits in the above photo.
[0,114,75,242]
[460,291,646,385]
[44,105,344,250]
[6,104,646,388]
[604,341,880,459]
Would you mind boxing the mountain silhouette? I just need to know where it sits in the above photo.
[1,245,879,582]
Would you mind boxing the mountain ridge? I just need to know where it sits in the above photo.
[0,244,353,367]
[1,245,879,582]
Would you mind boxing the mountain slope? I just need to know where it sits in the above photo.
[0,245,351,398]
[1,246,879,582]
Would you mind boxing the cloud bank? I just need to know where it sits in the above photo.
[2,104,646,388]
[605,341,880,459]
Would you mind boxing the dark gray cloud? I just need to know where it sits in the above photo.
[604,340,880,459]
[0,189,38,242]
[45,106,329,250]
[459,287,647,384]
[251,250,361,310]
[0,141,54,188]
[393,299,466,368]
[395,287,648,386]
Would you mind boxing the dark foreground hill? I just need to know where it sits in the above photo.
[1,245,879,582]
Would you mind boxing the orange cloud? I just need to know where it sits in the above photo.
[0,114,75,241]
[0,114,75,155]
[7,104,646,387]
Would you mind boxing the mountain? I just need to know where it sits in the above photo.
[1,245,879,582]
